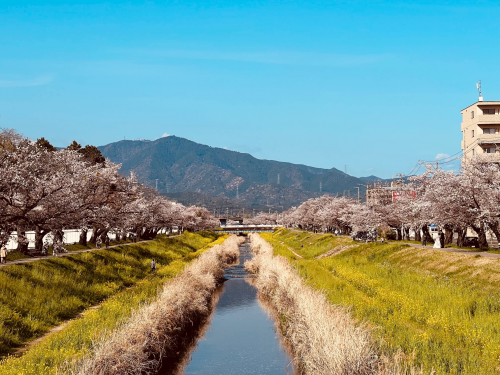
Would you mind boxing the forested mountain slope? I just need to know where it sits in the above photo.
[99,136,377,209]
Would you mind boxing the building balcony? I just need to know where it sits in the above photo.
[477,114,500,125]
[473,153,500,162]
[476,134,500,145]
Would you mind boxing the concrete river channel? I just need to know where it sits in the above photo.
[160,237,296,375]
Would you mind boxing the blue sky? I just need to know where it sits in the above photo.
[1,0,499,178]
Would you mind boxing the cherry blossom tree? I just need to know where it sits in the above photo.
[0,129,218,253]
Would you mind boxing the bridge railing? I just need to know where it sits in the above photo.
[214,229,276,234]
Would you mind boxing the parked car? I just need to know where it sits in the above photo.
[463,236,479,248]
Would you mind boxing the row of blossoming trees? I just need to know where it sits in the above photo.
[278,157,500,249]
[0,129,218,254]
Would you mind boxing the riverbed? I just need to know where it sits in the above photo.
[167,237,295,375]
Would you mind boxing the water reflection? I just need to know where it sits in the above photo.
[170,238,295,375]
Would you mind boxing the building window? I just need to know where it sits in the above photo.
[471,111,474,119]
[483,128,495,134]
[483,108,496,115]
[472,129,475,138]
[472,149,475,156]
[484,147,496,153]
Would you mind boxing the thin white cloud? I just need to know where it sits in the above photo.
[162,133,170,137]
[0,75,53,88]
[435,153,450,160]
[121,48,392,67]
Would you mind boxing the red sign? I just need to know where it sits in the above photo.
[392,191,417,202]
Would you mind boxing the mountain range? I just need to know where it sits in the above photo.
[98,136,381,211]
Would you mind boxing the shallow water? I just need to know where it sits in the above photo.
[172,238,295,375]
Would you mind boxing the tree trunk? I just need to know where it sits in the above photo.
[422,225,434,243]
[34,225,48,253]
[471,223,488,250]
[90,225,102,244]
[444,225,454,246]
[16,225,29,254]
[79,229,88,246]
[100,230,109,242]
[414,229,421,242]
[53,229,64,244]
[487,221,500,249]
[142,229,152,239]
[396,228,402,241]
[404,227,410,240]
[456,228,466,247]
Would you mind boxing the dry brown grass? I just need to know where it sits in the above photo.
[377,351,431,375]
[247,234,429,375]
[71,235,243,375]
[246,233,379,375]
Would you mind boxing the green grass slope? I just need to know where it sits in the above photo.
[0,232,221,357]
[263,229,500,374]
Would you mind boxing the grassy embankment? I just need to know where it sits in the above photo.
[261,229,500,374]
[0,231,226,375]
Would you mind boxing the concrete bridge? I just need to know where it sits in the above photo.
[214,224,279,234]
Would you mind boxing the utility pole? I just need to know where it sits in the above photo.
[354,186,360,202]
[155,179,158,191]
[277,173,280,185]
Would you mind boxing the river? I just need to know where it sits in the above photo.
[163,237,295,375]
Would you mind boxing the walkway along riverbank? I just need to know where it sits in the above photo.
[71,235,243,375]
[0,239,159,268]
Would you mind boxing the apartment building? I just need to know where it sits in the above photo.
[461,99,500,160]
[366,181,409,206]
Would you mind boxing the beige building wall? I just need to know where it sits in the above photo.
[461,101,500,160]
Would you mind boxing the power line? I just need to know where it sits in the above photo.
[437,155,462,165]
[420,150,463,163]
[406,162,421,176]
